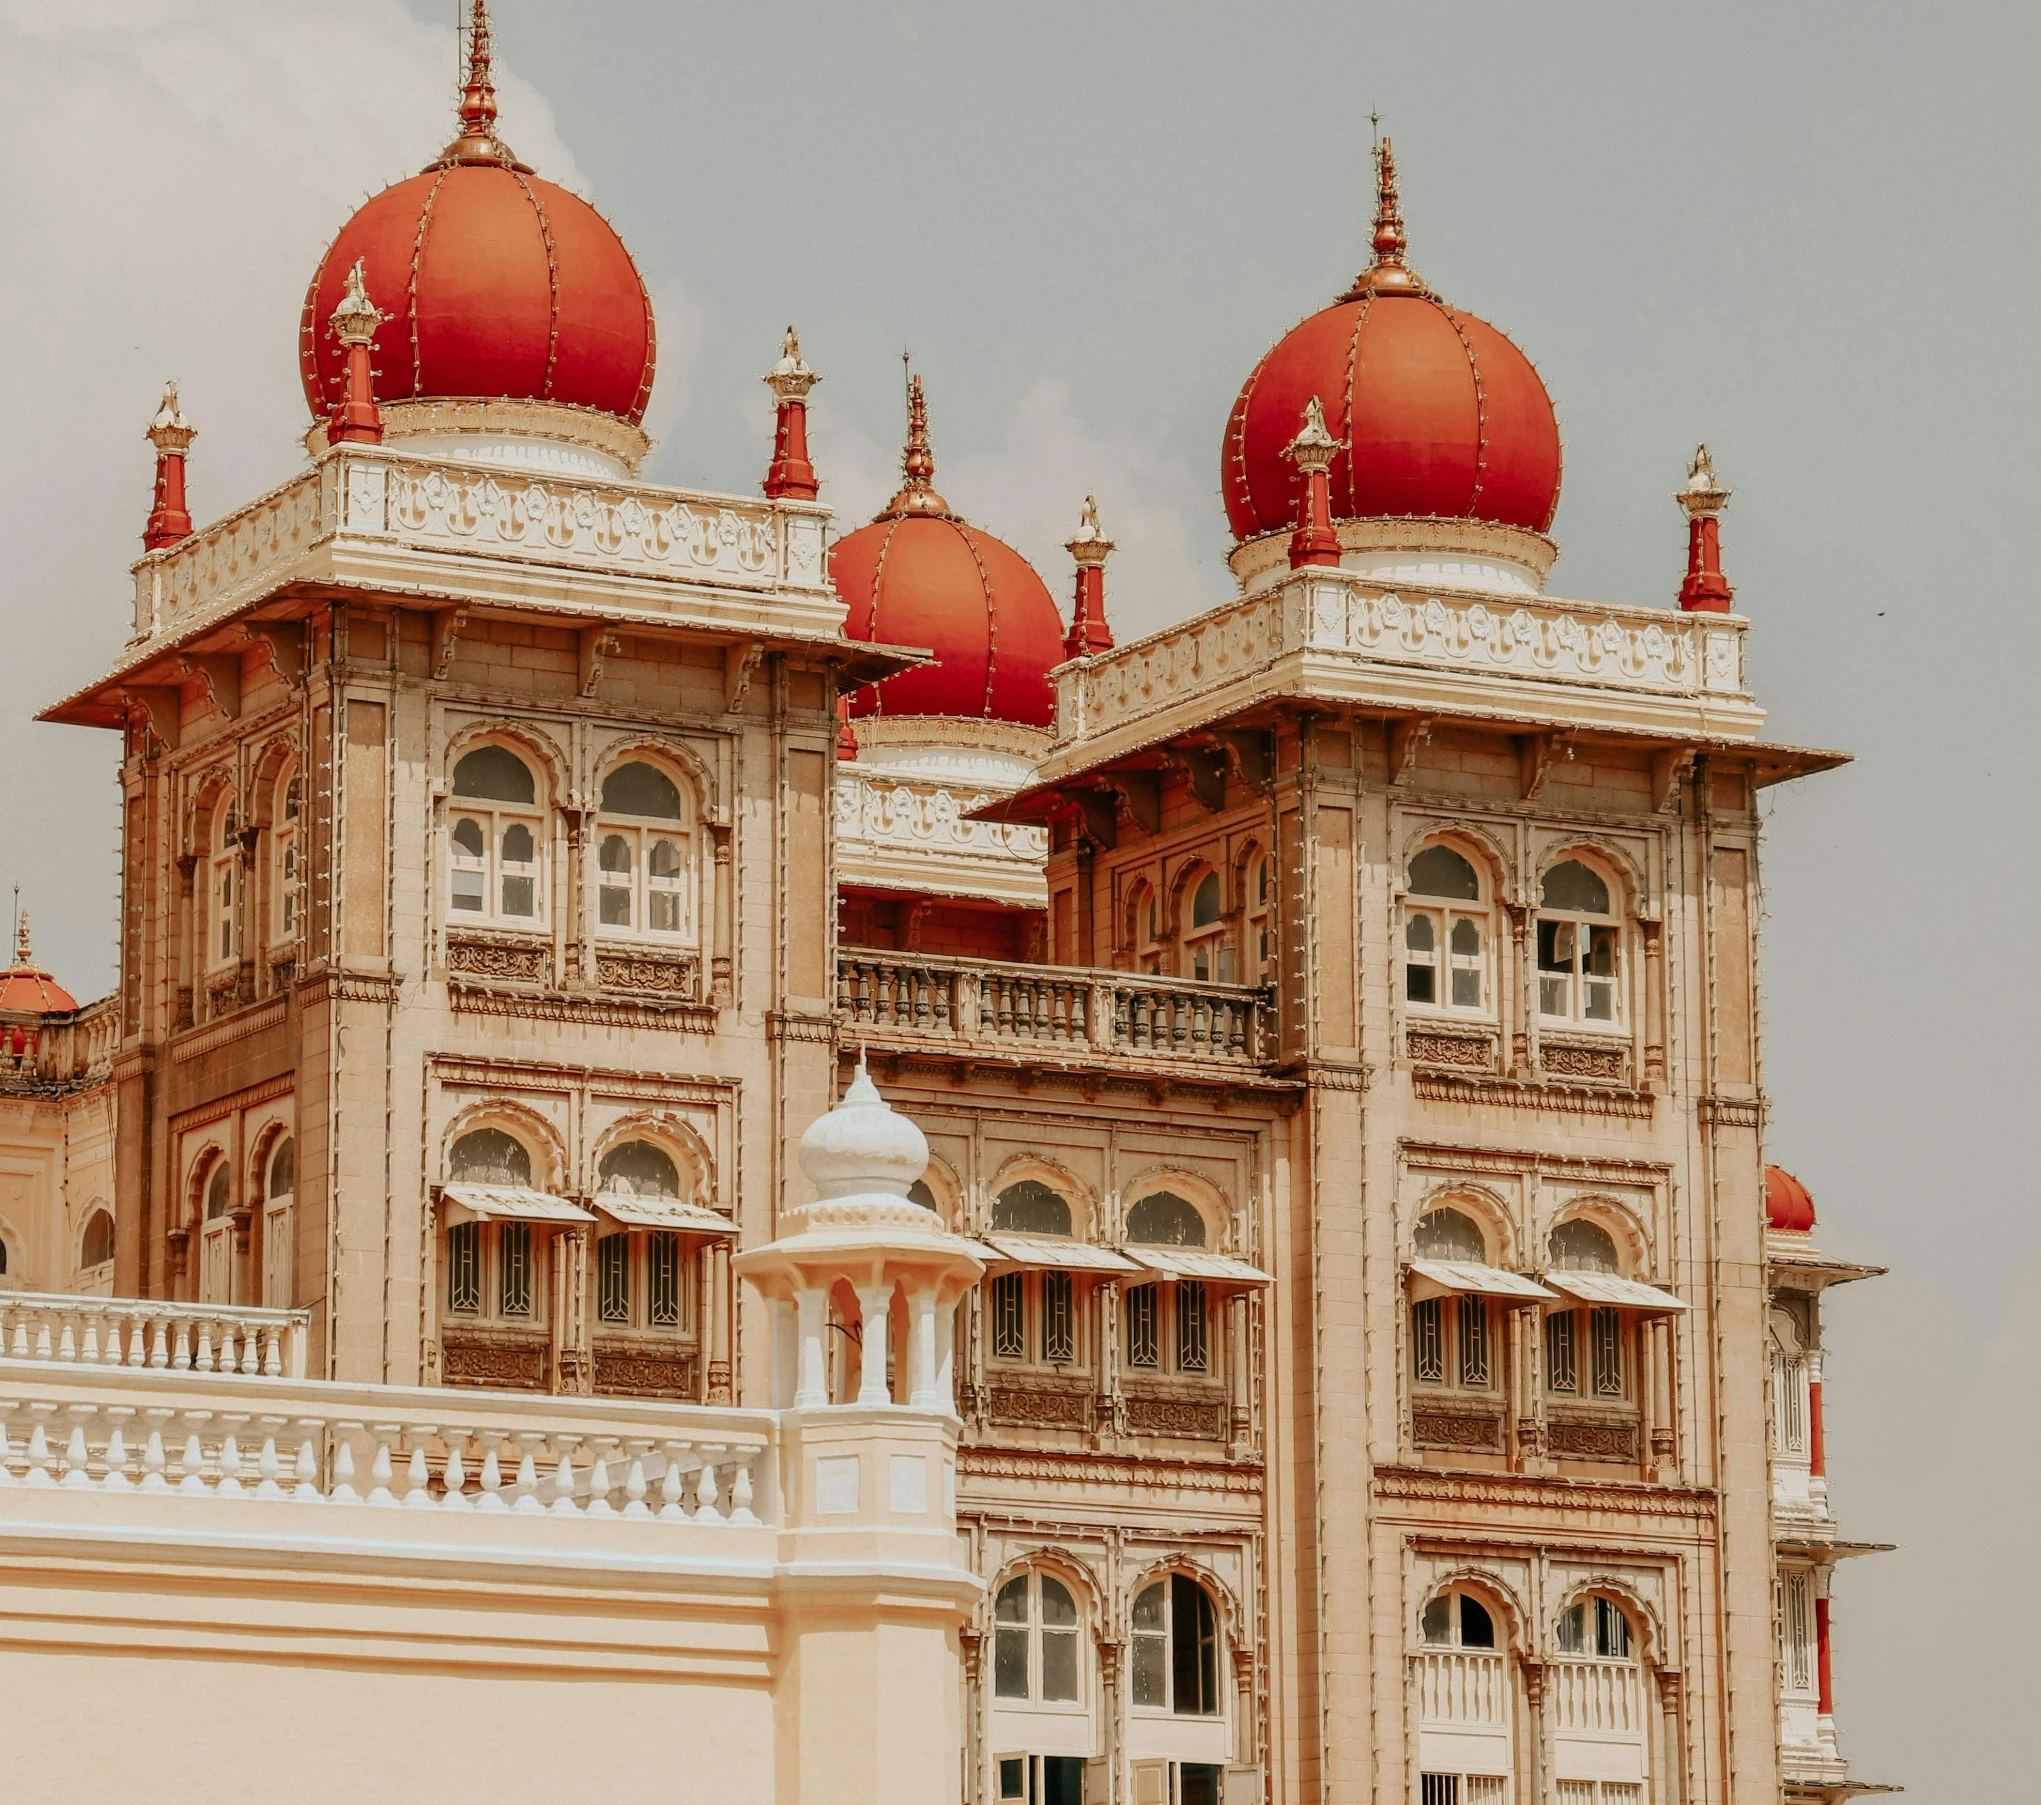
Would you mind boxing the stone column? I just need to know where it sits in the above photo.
[857,1283,894,1405]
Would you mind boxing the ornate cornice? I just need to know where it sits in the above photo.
[1372,1465,1718,1521]
[1412,1070,1655,1121]
[960,1445,1266,1498]
[449,986,716,1034]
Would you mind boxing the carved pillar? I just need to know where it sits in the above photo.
[1520,1656,1548,1805]
[1227,1292,1251,1451]
[1095,1279,1119,1444]
[1507,1303,1534,1472]
[856,1284,894,1404]
[709,822,734,1008]
[174,852,199,1032]
[552,1226,592,1394]
[1642,917,1666,1084]
[1516,1304,1545,1465]
[1097,1637,1124,1805]
[793,1285,828,1408]
[1655,1668,1684,1805]
[961,1628,986,1805]
[1503,898,1531,1076]
[1230,1640,1257,1766]
[1651,1317,1678,1475]
[1075,840,1096,968]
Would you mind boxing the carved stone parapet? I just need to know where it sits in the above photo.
[1546,1413,1640,1462]
[1406,1026,1499,1072]
[1412,1406,1504,1452]
[446,932,549,984]
[594,948,700,1001]
[1121,1385,1228,1442]
[985,1379,1093,1432]
[441,1329,549,1391]
[1537,1035,1629,1084]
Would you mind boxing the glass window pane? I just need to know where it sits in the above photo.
[1541,859,1610,914]
[1407,965,1437,1005]
[499,1222,532,1317]
[994,1576,1030,1623]
[649,838,683,879]
[1550,1219,1619,1273]
[599,1141,682,1198]
[647,1232,682,1327]
[599,884,632,926]
[1132,1582,1165,1633]
[446,1221,480,1314]
[1585,924,1618,976]
[994,1625,1030,1699]
[1555,1603,1586,1654]
[501,875,535,916]
[1449,917,1480,957]
[1546,1310,1577,1393]
[1126,1193,1205,1248]
[999,1759,1025,1802]
[1130,1632,1166,1707]
[501,822,534,863]
[1405,913,1435,952]
[597,1234,630,1324]
[991,1181,1072,1237]
[1126,1284,1159,1368]
[1592,1306,1624,1396]
[1412,1297,1444,1383]
[1539,974,1570,1017]
[1410,845,1480,900]
[1597,1597,1631,1658]
[1450,967,1482,1009]
[1041,1628,1079,1701]
[649,891,682,933]
[449,1128,532,1187]
[992,1273,1026,1359]
[451,817,485,857]
[450,870,485,911]
[1414,1209,1485,1262]
[600,761,683,820]
[1176,1283,1209,1373]
[1421,1595,1452,1644]
[453,745,536,804]
[1041,1272,1075,1364]
[1191,872,1222,928]
[1585,980,1616,1022]
[1538,919,1574,972]
[1458,1295,1490,1386]
[1040,1577,1077,1626]
[599,834,633,874]
[1459,1597,1495,1648]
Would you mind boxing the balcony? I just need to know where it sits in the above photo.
[837,951,1273,1077]
[0,995,117,1094]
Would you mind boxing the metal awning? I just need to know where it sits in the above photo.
[1543,1271,1689,1313]
[440,1184,596,1227]
[1408,1260,1559,1303]
[592,1194,738,1235]
[980,1235,1141,1274]
[1123,1247,1272,1288]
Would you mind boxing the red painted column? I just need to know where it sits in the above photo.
[1676,444,1734,611]
[1815,1595,1835,1714]
[327,258,386,446]
[142,383,195,551]
[1283,397,1344,569]
[1808,1376,1826,1476]
[764,328,820,501]
[1064,496,1115,658]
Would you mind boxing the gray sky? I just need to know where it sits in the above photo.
[2,3,2034,1788]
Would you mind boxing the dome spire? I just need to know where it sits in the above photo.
[142,380,195,552]
[880,368,953,520]
[1063,496,1116,658]
[763,327,821,501]
[1340,134,1426,301]
[437,1,526,170]
[1675,444,1735,612]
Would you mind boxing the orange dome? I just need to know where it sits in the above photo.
[0,914,75,1016]
[1765,1166,1816,1234]
[833,379,1065,729]
[298,13,653,428]
[1222,141,1560,543]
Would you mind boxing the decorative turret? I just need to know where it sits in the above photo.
[142,381,195,552]
[1282,397,1344,568]
[1340,134,1426,301]
[326,259,386,446]
[1063,495,1115,659]
[1676,443,1734,612]
[733,1059,983,1411]
[763,327,820,501]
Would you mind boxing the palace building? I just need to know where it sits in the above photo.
[0,9,1892,1803]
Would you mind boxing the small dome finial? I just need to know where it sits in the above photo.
[12,904,30,970]
[880,369,953,519]
[1676,443,1734,612]
[796,1058,931,1201]
[1340,133,1426,301]
[143,380,196,552]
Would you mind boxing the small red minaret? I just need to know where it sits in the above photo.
[1283,397,1345,568]
[142,381,195,552]
[1063,495,1115,659]
[1676,443,1734,612]
[327,258,386,445]
[763,327,820,501]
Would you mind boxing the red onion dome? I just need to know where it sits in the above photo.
[0,913,76,1015]
[833,377,1065,730]
[1765,1166,1817,1234]
[298,8,654,427]
[1222,139,1561,542]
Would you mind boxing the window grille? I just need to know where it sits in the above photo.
[1041,1272,1075,1364]
[1464,1781,1506,1805]
[1126,1283,1159,1368]
[1784,1571,1814,1692]
[648,1231,682,1327]
[992,1273,1026,1359]
[1176,1282,1209,1373]
[499,1222,533,1317]
[1414,1297,1445,1383]
[597,1234,630,1324]
[1458,1294,1490,1386]
[1590,1306,1624,1397]
[1421,1776,1460,1805]
[447,1221,480,1314]
[1776,1354,1806,1452]
[1546,1310,1577,1393]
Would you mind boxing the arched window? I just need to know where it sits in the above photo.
[1556,1596,1632,1660]
[1130,1575,1220,1716]
[273,767,302,941]
[449,744,544,926]
[1405,843,1489,1016]
[1245,851,1273,984]
[449,1128,533,1188]
[1545,1219,1627,1403]
[198,1158,234,1303]
[1421,1588,1498,1649]
[597,1139,681,1198]
[1127,880,1160,975]
[1410,1205,1501,1398]
[994,1571,1083,1704]
[262,1137,296,1308]
[1417,1587,1512,1805]
[988,1182,1079,1369]
[907,1179,938,1210]
[209,795,240,971]
[80,1208,115,1271]
[1126,1192,1207,1248]
[1182,868,1226,982]
[1537,858,1620,1027]
[1124,1191,1212,1380]
[595,759,694,941]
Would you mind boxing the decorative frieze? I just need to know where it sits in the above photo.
[1412,1408,1505,1452]
[441,1331,549,1391]
[1538,1037,1629,1083]
[959,1446,1265,1498]
[1407,1027,1498,1071]
[447,933,549,983]
[986,1382,1093,1432]
[1547,1416,1642,1462]
[1412,1070,1654,1121]
[1371,1465,1716,1519]
[592,1345,697,1400]
[1122,1391,1229,1441]
[595,950,700,1000]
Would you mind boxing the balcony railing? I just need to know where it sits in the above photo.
[0,1292,311,1380]
[0,995,118,1090]
[0,1355,775,1525]
[837,952,1270,1068]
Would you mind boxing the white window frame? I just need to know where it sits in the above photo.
[446,748,547,930]
[1129,1575,1223,1718]
[1403,844,1493,1020]
[208,798,241,974]
[1535,860,1624,1031]
[992,1570,1086,1708]
[273,768,302,943]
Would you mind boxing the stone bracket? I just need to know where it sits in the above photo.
[578,624,621,698]
[1388,714,1434,786]
[247,621,306,688]
[181,653,242,720]
[430,605,468,681]
[1519,729,1574,801]
[725,640,765,713]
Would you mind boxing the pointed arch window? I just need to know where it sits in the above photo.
[994,1571,1083,1704]
[595,759,695,942]
[209,797,241,971]
[273,768,302,941]
[1545,1219,1628,1401]
[1130,1575,1220,1715]
[448,744,544,927]
[1182,868,1226,981]
[1410,1208,1500,1395]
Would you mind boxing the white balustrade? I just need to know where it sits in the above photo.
[1548,1658,1644,1737]
[0,1361,774,1528]
[0,1293,309,1381]
[1417,1649,1509,1727]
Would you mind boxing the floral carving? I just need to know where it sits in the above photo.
[1540,1042,1627,1082]
[1412,1409,1504,1451]
[447,936,547,982]
[1407,1028,1497,1070]
[440,1335,547,1390]
[596,952,700,998]
[592,1347,697,1399]
[986,1383,1093,1430]
[1548,1418,1639,1461]
[1123,1393,1228,1440]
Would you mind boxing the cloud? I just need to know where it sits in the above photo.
[0,1,670,995]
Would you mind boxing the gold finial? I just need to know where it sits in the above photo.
[437,0,524,168]
[880,370,952,519]
[1676,443,1731,519]
[146,379,194,453]
[12,903,31,969]
[1340,132,1426,301]
[1282,396,1346,473]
